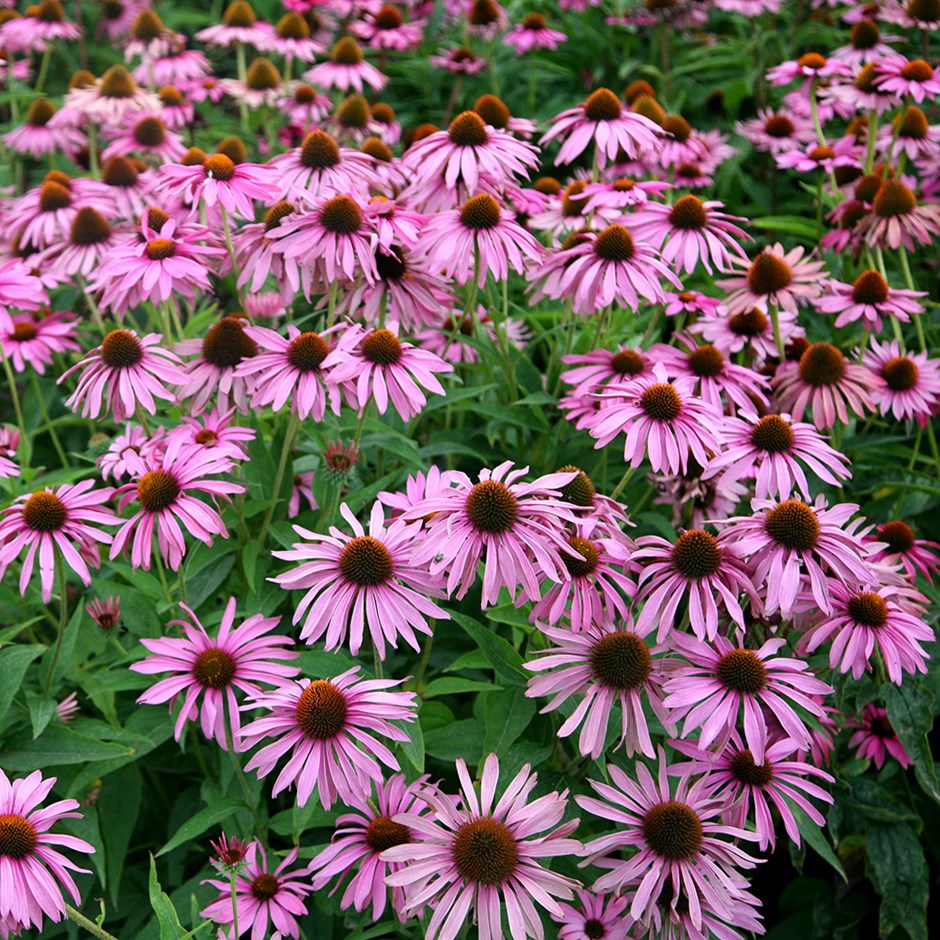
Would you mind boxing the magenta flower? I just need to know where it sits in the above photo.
[858,179,940,251]
[869,519,940,584]
[736,108,816,154]
[86,595,121,631]
[848,704,913,769]
[383,753,582,940]
[576,750,759,928]
[130,597,299,749]
[670,733,834,851]
[692,303,801,364]
[0,481,117,602]
[717,242,826,315]
[13,176,113,251]
[195,3,273,49]
[58,329,187,423]
[404,110,539,192]
[525,621,672,759]
[873,55,940,102]
[0,311,79,374]
[415,193,545,287]
[36,206,119,279]
[322,322,453,420]
[814,269,926,332]
[308,773,429,922]
[110,438,244,571]
[504,13,567,54]
[0,769,95,933]
[863,338,940,428]
[632,529,759,641]
[238,324,341,421]
[799,582,933,684]
[631,196,750,275]
[560,346,657,399]
[704,411,852,500]
[209,832,250,870]
[97,424,163,482]
[156,154,279,219]
[271,502,449,658]
[269,128,380,200]
[773,341,879,429]
[541,87,663,167]
[201,842,311,940]
[720,496,874,618]
[305,37,386,93]
[584,366,724,477]
[404,461,579,606]
[240,667,417,808]
[164,407,255,464]
[663,634,832,762]
[552,889,632,940]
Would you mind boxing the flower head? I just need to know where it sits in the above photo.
[848,704,912,768]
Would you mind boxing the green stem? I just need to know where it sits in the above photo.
[413,631,434,691]
[0,344,28,464]
[326,281,339,329]
[610,466,636,502]
[229,870,240,940]
[924,420,940,482]
[896,245,927,354]
[373,644,384,680]
[808,79,840,195]
[258,411,300,547]
[29,369,70,468]
[65,904,122,940]
[44,551,69,699]
[768,300,785,361]
[236,42,249,132]
[223,707,264,835]
[34,47,52,95]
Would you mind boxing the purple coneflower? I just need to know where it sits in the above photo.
[305,36,386,92]
[0,311,79,374]
[503,13,567,54]
[351,5,424,50]
[270,128,380,199]
[848,703,912,768]
[863,338,940,427]
[131,597,298,749]
[869,519,940,584]
[195,1,273,49]
[164,406,255,464]
[552,889,632,940]
[858,178,940,251]
[717,242,826,315]
[86,595,121,631]
[814,269,926,332]
[240,666,417,808]
[873,55,940,101]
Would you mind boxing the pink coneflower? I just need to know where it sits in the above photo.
[243,291,286,321]
[578,177,671,214]
[429,45,488,73]
[415,193,544,287]
[773,341,879,428]
[0,481,117,602]
[858,178,940,250]
[59,329,186,423]
[210,832,250,870]
[351,5,425,50]
[720,496,875,618]
[155,85,194,129]
[814,269,926,332]
[12,175,112,251]
[288,472,316,518]
[219,56,285,108]
[504,12,567,54]
[175,316,259,415]
[630,196,749,276]
[561,346,657,399]
[766,51,852,86]
[869,519,940,584]
[147,42,212,87]
[553,889,632,940]
[201,842,311,940]
[97,424,164,481]
[240,667,417,808]
[717,242,826,315]
[262,11,323,61]
[195,1,273,49]
[271,502,448,658]
[383,753,581,940]
[705,411,851,500]
[305,36,386,92]
[36,206,119,279]
[874,55,940,102]
[86,595,121,631]
[277,82,331,130]
[0,310,79,374]
[55,691,79,723]
[156,154,280,220]
[237,323,340,420]
[876,106,940,162]
[632,529,759,641]
[0,0,80,50]
[0,768,95,933]
[404,462,579,606]
[863,339,940,427]
[736,108,817,154]
[404,111,539,193]
[92,212,224,311]
[664,634,832,762]
[584,366,724,477]
[100,112,186,163]
[848,703,912,768]
[799,581,933,684]
[576,750,759,927]
[131,597,298,749]
[530,529,635,629]
[99,155,152,222]
[652,335,770,412]
[2,97,84,157]
[541,223,679,315]
[110,438,244,570]
[270,128,380,199]
[774,136,862,176]
[670,733,834,851]
[831,17,902,64]
[267,193,380,286]
[525,621,671,759]
[0,259,46,323]
[541,87,663,167]
[322,322,453,420]
[66,64,161,126]
[663,290,723,320]
[308,773,429,922]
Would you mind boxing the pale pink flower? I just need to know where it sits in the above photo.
[814,269,926,332]
[0,311,79,374]
[864,338,940,427]
[305,37,386,92]
[503,13,567,54]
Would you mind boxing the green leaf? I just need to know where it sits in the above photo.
[25,689,57,739]
[751,215,821,240]
[881,681,940,804]
[0,645,43,723]
[790,805,847,883]
[100,766,142,906]
[399,715,425,773]
[157,799,247,857]
[184,542,236,610]
[149,854,184,940]
[482,687,535,759]
[450,611,527,686]
[866,823,929,940]
[65,804,107,888]
[424,719,485,764]
[0,725,133,770]
[38,603,83,692]
[422,677,503,697]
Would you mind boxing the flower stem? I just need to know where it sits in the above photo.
[610,466,636,502]
[65,903,122,940]
[223,707,265,835]
[768,300,785,361]
[258,411,300,548]
[44,550,69,699]
[34,47,52,95]
[30,369,70,468]
[229,870,240,940]
[0,344,29,465]
[896,245,927,354]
